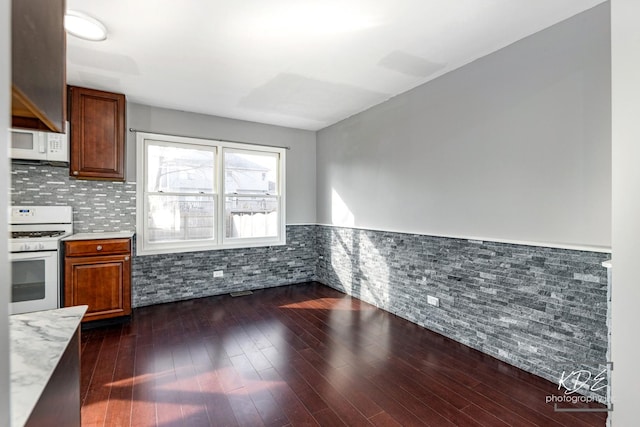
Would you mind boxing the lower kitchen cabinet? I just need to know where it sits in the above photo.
[64,238,131,322]
[25,326,81,427]
[11,306,87,427]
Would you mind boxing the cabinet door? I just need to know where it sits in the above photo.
[65,255,131,322]
[69,86,126,181]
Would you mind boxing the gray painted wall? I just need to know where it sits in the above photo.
[317,4,611,250]
[126,102,317,224]
[0,0,10,422]
[611,0,640,425]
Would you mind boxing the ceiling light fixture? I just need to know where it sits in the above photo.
[64,10,108,41]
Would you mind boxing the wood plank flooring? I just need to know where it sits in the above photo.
[80,282,607,426]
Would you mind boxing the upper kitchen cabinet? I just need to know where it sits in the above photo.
[68,86,126,181]
[12,0,66,133]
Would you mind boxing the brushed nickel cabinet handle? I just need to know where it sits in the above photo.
[96,245,103,251]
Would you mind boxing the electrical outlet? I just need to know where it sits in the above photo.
[427,295,439,307]
[213,270,223,278]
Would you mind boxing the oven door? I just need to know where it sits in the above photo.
[9,250,59,315]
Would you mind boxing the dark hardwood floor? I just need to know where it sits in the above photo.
[80,282,606,427]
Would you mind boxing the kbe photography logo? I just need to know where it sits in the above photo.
[545,362,613,412]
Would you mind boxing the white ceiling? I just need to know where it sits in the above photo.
[66,0,606,131]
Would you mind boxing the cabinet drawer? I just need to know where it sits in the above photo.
[65,239,130,257]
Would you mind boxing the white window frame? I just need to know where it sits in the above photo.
[136,132,286,256]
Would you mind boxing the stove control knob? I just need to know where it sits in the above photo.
[37,243,45,250]
[22,243,31,251]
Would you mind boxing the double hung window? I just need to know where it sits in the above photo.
[136,133,285,255]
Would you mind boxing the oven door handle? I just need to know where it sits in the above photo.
[11,252,56,261]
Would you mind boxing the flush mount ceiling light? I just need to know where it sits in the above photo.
[64,10,107,41]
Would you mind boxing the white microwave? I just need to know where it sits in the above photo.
[10,122,69,165]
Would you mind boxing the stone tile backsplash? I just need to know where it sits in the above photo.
[11,164,136,233]
[315,225,609,393]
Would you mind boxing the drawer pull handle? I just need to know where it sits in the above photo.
[73,171,79,176]
[96,245,103,251]
[124,256,130,261]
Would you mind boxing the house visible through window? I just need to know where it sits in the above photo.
[224,149,280,240]
[136,133,286,255]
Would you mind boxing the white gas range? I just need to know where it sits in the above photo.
[9,206,73,315]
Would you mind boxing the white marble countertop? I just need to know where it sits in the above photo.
[10,305,88,427]
[63,231,135,241]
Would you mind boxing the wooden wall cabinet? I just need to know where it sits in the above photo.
[12,0,66,132]
[68,86,126,181]
[64,238,132,322]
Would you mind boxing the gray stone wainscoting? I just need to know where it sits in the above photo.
[132,225,317,307]
[315,225,609,397]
